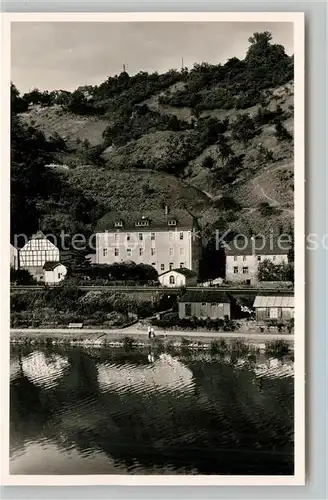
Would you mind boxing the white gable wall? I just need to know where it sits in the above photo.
[158,271,197,288]
[44,264,67,284]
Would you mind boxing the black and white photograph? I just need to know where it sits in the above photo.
[2,12,305,485]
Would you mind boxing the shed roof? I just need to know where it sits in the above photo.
[43,261,62,271]
[253,293,294,308]
[179,290,231,303]
[159,268,198,278]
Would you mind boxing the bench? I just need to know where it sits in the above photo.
[68,323,83,329]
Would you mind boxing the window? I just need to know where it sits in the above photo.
[139,233,143,241]
[151,248,155,256]
[169,248,174,256]
[179,248,185,256]
[243,267,249,274]
[272,255,276,261]
[169,275,175,285]
[202,303,207,306]
[179,232,184,240]
[127,234,131,242]
[151,233,155,240]
[160,264,165,271]
[180,262,184,268]
[257,256,262,261]
[169,232,174,241]
[139,248,143,256]
[114,221,123,227]
[151,262,156,267]
[103,248,108,257]
[168,220,177,226]
[233,266,238,274]
[242,255,246,261]
[234,255,238,261]
[169,262,174,270]
[114,248,119,257]
[115,233,119,242]
[57,273,61,279]
[127,248,132,257]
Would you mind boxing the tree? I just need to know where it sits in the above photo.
[248,31,272,46]
[274,120,293,142]
[257,259,294,282]
[11,83,28,114]
[202,155,215,170]
[216,135,233,165]
[231,114,258,146]
[10,268,35,285]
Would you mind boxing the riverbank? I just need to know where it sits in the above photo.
[10,327,294,349]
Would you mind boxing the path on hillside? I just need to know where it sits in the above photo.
[252,163,294,215]
[186,162,294,215]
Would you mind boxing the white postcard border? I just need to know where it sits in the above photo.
[0,10,305,487]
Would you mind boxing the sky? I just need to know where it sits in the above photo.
[11,22,294,94]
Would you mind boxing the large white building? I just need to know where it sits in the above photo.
[225,236,291,285]
[19,230,60,280]
[95,208,201,275]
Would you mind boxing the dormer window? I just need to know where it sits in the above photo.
[114,220,123,228]
[135,220,149,227]
[168,220,177,226]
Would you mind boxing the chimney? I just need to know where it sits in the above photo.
[164,205,169,215]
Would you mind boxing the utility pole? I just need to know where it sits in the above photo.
[181,57,184,70]
[123,64,126,72]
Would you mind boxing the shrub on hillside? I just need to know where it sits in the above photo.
[274,120,293,142]
[231,114,259,146]
[212,196,242,211]
[254,105,284,126]
[258,201,275,216]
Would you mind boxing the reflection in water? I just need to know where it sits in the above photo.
[97,353,195,395]
[10,345,294,475]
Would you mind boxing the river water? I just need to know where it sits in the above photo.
[10,345,294,475]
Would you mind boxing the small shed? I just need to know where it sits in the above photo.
[179,290,232,320]
[43,261,67,284]
[158,268,198,288]
[253,292,294,322]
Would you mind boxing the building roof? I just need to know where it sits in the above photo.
[95,209,197,232]
[224,236,291,256]
[253,293,294,308]
[43,261,63,271]
[159,268,198,278]
[179,290,231,303]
